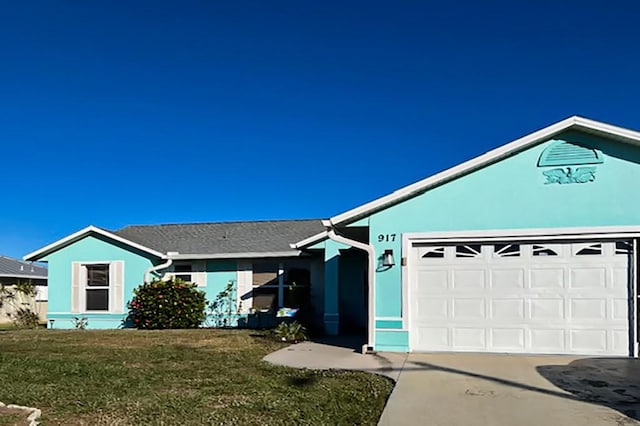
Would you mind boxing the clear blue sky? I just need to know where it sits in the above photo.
[2,1,639,258]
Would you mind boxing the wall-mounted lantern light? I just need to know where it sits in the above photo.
[382,249,395,267]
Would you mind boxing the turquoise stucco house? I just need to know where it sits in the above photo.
[25,116,640,356]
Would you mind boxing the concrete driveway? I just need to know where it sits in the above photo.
[379,353,640,426]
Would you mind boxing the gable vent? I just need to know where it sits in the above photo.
[538,140,603,167]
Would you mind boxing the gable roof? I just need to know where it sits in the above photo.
[293,115,640,248]
[23,226,166,261]
[24,220,326,261]
[114,219,325,259]
[0,255,47,279]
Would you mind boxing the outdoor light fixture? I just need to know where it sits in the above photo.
[382,249,395,267]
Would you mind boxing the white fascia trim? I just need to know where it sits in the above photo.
[403,225,640,244]
[290,231,328,249]
[330,116,640,226]
[0,274,47,280]
[23,225,165,261]
[167,250,302,260]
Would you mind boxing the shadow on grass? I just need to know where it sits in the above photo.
[286,375,318,388]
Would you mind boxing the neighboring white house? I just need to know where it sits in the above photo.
[0,255,48,323]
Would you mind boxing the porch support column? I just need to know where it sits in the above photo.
[324,240,346,335]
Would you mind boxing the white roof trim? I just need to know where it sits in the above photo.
[290,231,328,249]
[331,116,640,226]
[23,225,166,261]
[168,250,303,260]
[293,116,640,248]
[0,274,47,280]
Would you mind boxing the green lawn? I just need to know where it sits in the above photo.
[0,329,393,425]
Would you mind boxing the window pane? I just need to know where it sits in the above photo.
[86,289,109,311]
[174,264,192,273]
[174,273,192,282]
[87,265,109,287]
[253,263,278,287]
[252,287,277,310]
[493,244,520,257]
[532,245,558,256]
[455,245,482,258]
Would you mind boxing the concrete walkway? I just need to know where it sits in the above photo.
[263,337,407,381]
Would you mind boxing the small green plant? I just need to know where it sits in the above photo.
[127,279,207,329]
[208,280,241,327]
[72,316,89,330]
[274,321,308,343]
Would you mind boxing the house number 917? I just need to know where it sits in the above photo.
[378,234,396,242]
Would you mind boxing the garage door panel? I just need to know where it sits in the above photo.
[612,299,629,320]
[569,329,607,352]
[529,298,564,320]
[417,270,449,291]
[530,329,566,352]
[415,327,449,349]
[410,240,631,355]
[529,268,565,289]
[491,328,525,350]
[452,328,486,349]
[490,269,525,289]
[613,267,630,289]
[569,298,606,320]
[571,268,606,289]
[452,299,485,319]
[490,299,525,320]
[452,270,485,289]
[613,330,630,353]
[415,297,448,319]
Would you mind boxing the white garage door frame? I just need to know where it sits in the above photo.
[402,226,640,356]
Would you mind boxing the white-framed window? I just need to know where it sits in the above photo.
[85,264,110,311]
[168,261,206,287]
[71,261,124,314]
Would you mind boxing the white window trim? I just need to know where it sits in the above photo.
[78,261,124,314]
[166,261,207,287]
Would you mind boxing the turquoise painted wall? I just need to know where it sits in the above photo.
[43,234,158,329]
[204,260,239,326]
[367,131,640,349]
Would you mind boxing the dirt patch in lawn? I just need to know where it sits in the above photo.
[0,407,29,426]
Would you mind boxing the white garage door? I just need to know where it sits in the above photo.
[409,240,633,355]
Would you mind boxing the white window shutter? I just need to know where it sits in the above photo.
[71,262,83,313]
[236,261,252,313]
[194,261,207,287]
[110,261,125,313]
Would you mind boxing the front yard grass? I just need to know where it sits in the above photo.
[0,329,393,425]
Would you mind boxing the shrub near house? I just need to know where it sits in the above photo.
[127,279,206,329]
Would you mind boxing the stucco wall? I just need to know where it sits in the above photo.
[43,234,158,329]
[366,131,640,350]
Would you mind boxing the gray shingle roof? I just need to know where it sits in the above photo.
[114,219,326,255]
[0,256,47,278]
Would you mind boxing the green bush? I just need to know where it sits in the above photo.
[127,279,206,329]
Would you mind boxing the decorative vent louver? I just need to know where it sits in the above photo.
[538,140,603,167]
